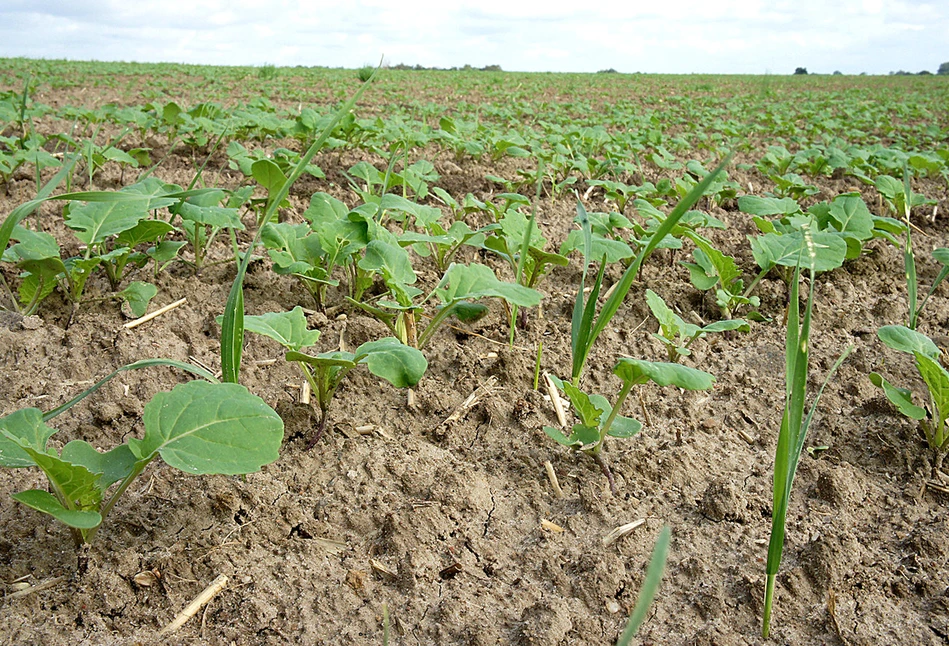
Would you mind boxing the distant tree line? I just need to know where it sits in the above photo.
[793,63,949,76]
[385,63,503,72]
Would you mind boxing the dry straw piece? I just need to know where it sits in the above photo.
[159,574,228,635]
[543,372,568,427]
[123,297,187,329]
[544,460,565,498]
[602,519,646,547]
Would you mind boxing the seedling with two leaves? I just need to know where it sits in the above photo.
[645,289,749,362]
[0,362,283,548]
[870,325,949,469]
[233,307,426,447]
[545,359,715,494]
[351,255,541,350]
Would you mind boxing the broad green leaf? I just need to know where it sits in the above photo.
[354,338,428,388]
[500,209,545,248]
[702,319,751,334]
[240,307,321,351]
[130,381,283,475]
[569,424,601,449]
[116,220,176,248]
[915,354,949,429]
[682,260,720,291]
[11,490,101,529]
[563,381,604,428]
[434,263,541,308]
[877,325,940,358]
[869,373,926,420]
[543,425,578,447]
[614,359,715,390]
[589,393,643,439]
[303,191,349,227]
[119,177,182,211]
[175,201,244,230]
[0,408,57,467]
[101,146,138,167]
[65,200,148,245]
[118,281,158,317]
[750,231,847,272]
[645,289,680,338]
[606,415,643,438]
[261,222,325,274]
[359,239,418,287]
[737,195,802,217]
[60,441,138,489]
[873,175,904,204]
[527,246,570,272]
[147,240,187,264]
[560,229,635,263]
[449,301,489,322]
[287,350,358,371]
[827,195,873,240]
[8,226,61,261]
[251,159,287,194]
[27,450,103,512]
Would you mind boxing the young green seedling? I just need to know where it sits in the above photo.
[870,325,949,469]
[762,228,852,638]
[234,307,427,447]
[615,525,671,645]
[570,155,732,386]
[680,232,758,318]
[0,376,282,548]
[351,259,541,350]
[645,289,749,362]
[220,65,379,384]
[545,359,714,494]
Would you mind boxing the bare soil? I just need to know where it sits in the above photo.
[1,77,948,646]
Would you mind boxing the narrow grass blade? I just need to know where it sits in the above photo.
[42,359,218,422]
[570,201,594,361]
[220,65,379,383]
[573,154,732,383]
[0,154,79,254]
[616,525,671,645]
[762,227,851,638]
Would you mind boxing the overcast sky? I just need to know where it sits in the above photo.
[1,1,946,75]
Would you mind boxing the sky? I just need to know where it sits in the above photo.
[1,1,946,75]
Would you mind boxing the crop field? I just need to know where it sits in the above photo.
[1,58,948,644]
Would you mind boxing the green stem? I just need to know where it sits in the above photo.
[85,459,150,544]
[762,574,776,638]
[533,341,543,391]
[417,302,458,349]
[742,266,771,300]
[596,380,635,448]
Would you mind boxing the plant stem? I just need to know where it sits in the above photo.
[762,574,776,638]
[592,452,617,496]
[533,341,543,391]
[87,459,150,544]
[598,381,635,444]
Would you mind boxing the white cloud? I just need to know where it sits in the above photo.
[0,0,945,73]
